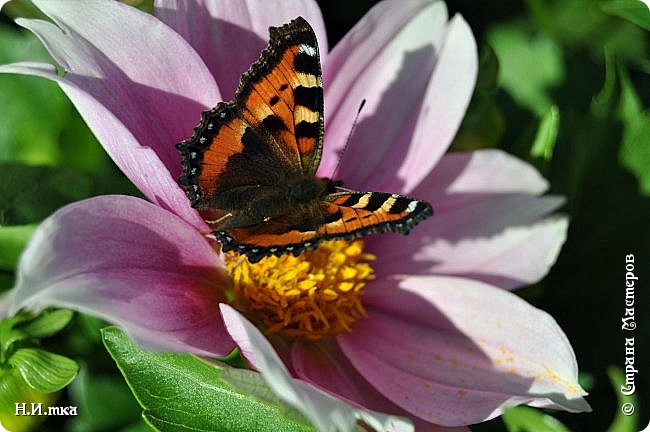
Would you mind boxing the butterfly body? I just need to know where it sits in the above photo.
[178,17,433,263]
[219,174,338,230]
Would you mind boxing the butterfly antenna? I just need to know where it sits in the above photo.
[331,99,366,181]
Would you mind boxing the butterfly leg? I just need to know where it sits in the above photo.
[229,254,248,270]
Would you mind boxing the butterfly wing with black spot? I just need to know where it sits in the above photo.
[318,192,433,237]
[177,17,324,225]
[216,191,433,262]
[237,16,324,174]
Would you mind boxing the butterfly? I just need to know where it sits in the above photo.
[177,17,433,263]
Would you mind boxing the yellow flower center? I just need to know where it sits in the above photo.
[224,240,375,340]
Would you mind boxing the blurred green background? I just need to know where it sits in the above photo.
[0,0,648,431]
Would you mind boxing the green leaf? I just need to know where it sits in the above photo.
[476,44,500,91]
[531,105,560,161]
[218,347,249,369]
[0,311,37,361]
[0,0,48,20]
[0,310,74,363]
[120,420,157,432]
[606,366,638,432]
[0,223,36,270]
[578,371,596,392]
[488,24,564,115]
[17,309,74,339]
[0,163,94,225]
[503,406,571,432]
[101,326,316,432]
[619,113,650,195]
[0,366,59,432]
[601,0,650,30]
[67,364,143,432]
[220,367,289,407]
[545,0,648,64]
[617,65,650,195]
[591,47,618,118]
[617,64,642,123]
[8,347,79,393]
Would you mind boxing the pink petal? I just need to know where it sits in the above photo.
[419,150,551,198]
[291,340,469,432]
[291,339,397,410]
[220,304,414,432]
[320,1,477,195]
[369,150,567,288]
[155,0,327,99]
[320,0,446,179]
[9,195,233,357]
[338,276,590,426]
[1,0,219,224]
[415,215,568,289]
[372,200,567,289]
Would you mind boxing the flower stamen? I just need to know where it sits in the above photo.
[224,240,375,340]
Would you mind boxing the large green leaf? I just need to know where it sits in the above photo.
[101,327,315,432]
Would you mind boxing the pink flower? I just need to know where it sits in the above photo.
[0,0,590,430]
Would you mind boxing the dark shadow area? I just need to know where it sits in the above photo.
[540,109,650,431]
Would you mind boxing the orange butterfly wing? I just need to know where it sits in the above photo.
[177,17,323,215]
[216,192,432,263]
